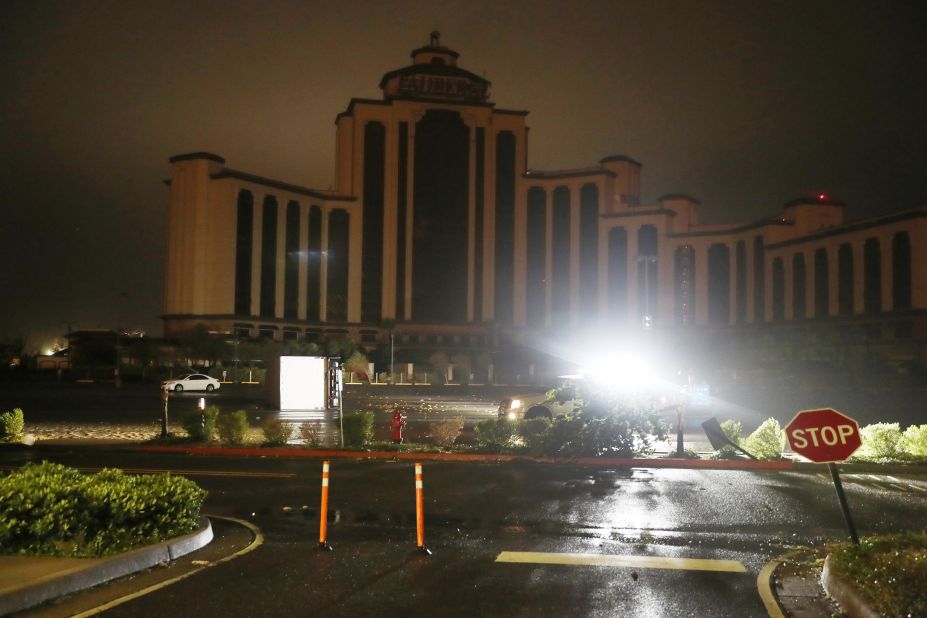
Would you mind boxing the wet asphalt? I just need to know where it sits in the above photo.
[3,446,926,617]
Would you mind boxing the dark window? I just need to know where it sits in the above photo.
[260,196,278,318]
[753,236,765,322]
[838,243,854,316]
[814,248,829,318]
[304,329,322,343]
[494,131,516,325]
[674,245,695,325]
[233,324,252,338]
[362,122,385,323]
[892,232,912,311]
[735,241,746,324]
[282,328,299,341]
[552,186,571,324]
[474,127,485,321]
[396,123,409,320]
[360,330,378,343]
[526,187,546,327]
[307,206,322,321]
[579,184,599,318]
[284,201,300,319]
[608,227,628,321]
[864,238,881,315]
[234,190,254,316]
[327,209,350,322]
[772,257,785,321]
[258,326,276,339]
[792,253,806,319]
[413,110,469,322]
[637,225,658,322]
[708,243,730,325]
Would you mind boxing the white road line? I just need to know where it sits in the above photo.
[495,551,747,573]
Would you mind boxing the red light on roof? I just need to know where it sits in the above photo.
[818,193,827,200]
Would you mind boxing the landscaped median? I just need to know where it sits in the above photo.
[0,462,212,614]
[0,462,207,557]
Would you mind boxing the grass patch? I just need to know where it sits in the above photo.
[828,532,927,616]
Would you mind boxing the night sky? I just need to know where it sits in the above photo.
[2,0,925,352]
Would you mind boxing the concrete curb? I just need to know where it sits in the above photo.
[821,554,881,618]
[139,444,796,470]
[0,517,213,616]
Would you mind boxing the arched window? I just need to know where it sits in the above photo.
[838,243,853,316]
[708,244,730,325]
[234,190,254,316]
[892,232,912,311]
[864,238,881,315]
[772,257,785,321]
[792,253,806,319]
[814,248,829,318]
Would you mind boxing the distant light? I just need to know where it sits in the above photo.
[818,193,827,200]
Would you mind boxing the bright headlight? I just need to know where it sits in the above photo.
[507,412,517,420]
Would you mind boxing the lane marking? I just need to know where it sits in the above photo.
[495,551,747,573]
[72,515,263,617]
[757,552,792,618]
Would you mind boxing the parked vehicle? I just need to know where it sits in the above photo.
[161,374,220,393]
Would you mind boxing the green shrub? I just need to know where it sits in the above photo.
[475,418,516,452]
[828,532,927,617]
[899,424,927,458]
[517,417,552,453]
[262,419,294,446]
[857,422,902,460]
[537,410,664,457]
[428,417,464,448]
[743,418,784,460]
[181,405,219,442]
[714,419,744,459]
[217,410,249,446]
[0,462,206,557]
[299,422,323,447]
[341,411,374,447]
[0,408,25,440]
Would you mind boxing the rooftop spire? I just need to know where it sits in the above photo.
[430,30,441,47]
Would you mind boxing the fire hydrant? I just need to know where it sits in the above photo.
[390,409,407,444]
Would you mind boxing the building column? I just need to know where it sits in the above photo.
[597,219,611,321]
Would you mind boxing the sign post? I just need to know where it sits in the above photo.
[784,408,862,544]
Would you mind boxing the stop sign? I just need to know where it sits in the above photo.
[785,408,862,463]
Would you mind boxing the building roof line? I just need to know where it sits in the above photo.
[210,169,356,202]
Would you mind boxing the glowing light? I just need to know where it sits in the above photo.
[818,193,827,200]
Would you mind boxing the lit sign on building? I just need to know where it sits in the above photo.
[397,75,489,101]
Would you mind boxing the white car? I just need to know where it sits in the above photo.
[161,374,220,393]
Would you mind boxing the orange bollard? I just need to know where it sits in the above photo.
[414,462,431,555]
[318,460,333,551]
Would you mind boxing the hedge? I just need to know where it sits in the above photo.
[0,462,207,557]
